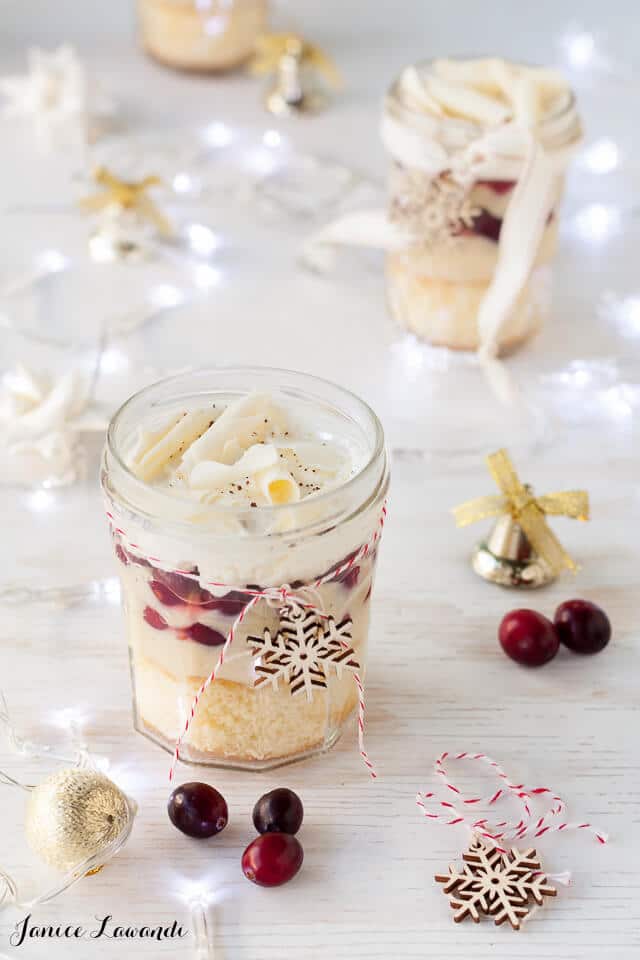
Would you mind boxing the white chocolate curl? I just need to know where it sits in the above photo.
[126,391,352,509]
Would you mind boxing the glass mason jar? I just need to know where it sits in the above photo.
[101,368,389,770]
[382,59,582,353]
[137,0,268,73]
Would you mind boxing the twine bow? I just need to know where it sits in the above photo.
[453,449,589,574]
[417,751,607,852]
[79,167,172,236]
[250,33,341,88]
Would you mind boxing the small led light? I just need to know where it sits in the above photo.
[36,249,69,273]
[186,224,222,257]
[244,147,281,177]
[599,385,638,423]
[263,129,283,149]
[99,347,129,374]
[173,173,196,194]
[102,577,121,606]
[202,122,233,149]
[573,203,621,243]
[27,489,55,512]
[563,29,596,68]
[148,284,185,310]
[49,706,87,733]
[580,138,619,175]
[194,264,222,290]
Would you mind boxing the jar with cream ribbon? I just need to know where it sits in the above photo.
[137,0,268,72]
[382,58,582,359]
[101,368,389,770]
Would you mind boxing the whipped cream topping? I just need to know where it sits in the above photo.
[0,364,106,486]
[127,390,359,510]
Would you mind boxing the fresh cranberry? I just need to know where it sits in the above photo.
[253,788,303,835]
[203,590,251,617]
[241,833,303,887]
[143,606,169,630]
[554,600,611,654]
[114,544,129,566]
[149,580,184,607]
[168,782,228,838]
[477,179,515,194]
[471,209,502,243]
[498,609,559,667]
[185,623,226,646]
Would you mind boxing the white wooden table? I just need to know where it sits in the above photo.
[1,1,639,957]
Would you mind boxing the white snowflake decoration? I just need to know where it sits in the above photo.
[435,835,557,930]
[389,167,478,246]
[0,46,112,151]
[247,601,359,701]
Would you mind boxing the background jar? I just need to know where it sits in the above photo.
[101,367,389,771]
[137,0,268,72]
[381,59,581,354]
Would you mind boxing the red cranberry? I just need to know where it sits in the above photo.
[114,543,129,566]
[470,209,502,243]
[498,609,559,667]
[253,788,303,835]
[143,606,168,630]
[241,833,303,887]
[477,178,515,194]
[185,623,226,646]
[203,590,250,617]
[554,600,611,654]
[168,782,228,838]
[150,580,184,607]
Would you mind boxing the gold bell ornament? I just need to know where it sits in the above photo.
[79,166,172,262]
[453,449,590,588]
[249,33,341,115]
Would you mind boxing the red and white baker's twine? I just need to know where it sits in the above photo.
[106,503,387,781]
[417,752,607,853]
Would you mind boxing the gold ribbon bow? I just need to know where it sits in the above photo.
[453,449,589,574]
[250,33,342,88]
[79,167,172,237]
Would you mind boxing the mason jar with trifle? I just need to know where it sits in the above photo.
[102,368,388,770]
[381,57,582,356]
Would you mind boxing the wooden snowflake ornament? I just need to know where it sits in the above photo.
[435,835,557,930]
[247,600,360,701]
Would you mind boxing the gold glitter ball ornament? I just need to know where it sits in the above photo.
[24,768,131,872]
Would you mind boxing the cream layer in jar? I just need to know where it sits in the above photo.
[382,57,581,353]
[102,370,388,769]
[137,0,268,73]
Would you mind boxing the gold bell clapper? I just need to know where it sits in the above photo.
[453,449,590,589]
[471,506,555,588]
[249,33,341,116]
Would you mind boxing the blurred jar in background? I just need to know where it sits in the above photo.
[382,58,582,355]
[137,0,268,72]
